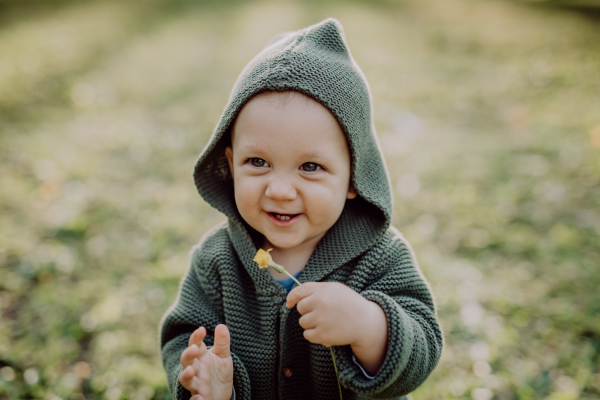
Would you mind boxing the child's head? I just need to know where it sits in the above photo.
[193,18,392,256]
[225,90,357,251]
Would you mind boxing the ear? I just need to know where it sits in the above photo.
[346,184,357,199]
[225,146,234,179]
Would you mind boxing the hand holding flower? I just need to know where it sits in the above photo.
[286,282,389,376]
[253,248,389,396]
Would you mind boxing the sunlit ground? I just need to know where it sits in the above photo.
[1,0,599,399]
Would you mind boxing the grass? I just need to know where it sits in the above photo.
[0,0,599,399]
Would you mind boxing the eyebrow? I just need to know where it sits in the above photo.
[236,144,328,157]
[235,145,268,155]
[237,147,332,163]
[295,152,330,161]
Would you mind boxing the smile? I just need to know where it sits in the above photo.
[267,212,301,226]
[271,212,298,221]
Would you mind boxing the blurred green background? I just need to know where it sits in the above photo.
[1,0,599,399]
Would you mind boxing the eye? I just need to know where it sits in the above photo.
[249,158,269,167]
[301,162,321,172]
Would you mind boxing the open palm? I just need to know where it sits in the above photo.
[179,325,234,400]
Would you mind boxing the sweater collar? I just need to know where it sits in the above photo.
[228,197,386,295]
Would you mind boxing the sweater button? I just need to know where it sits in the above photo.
[283,367,293,378]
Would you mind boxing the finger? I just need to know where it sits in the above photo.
[295,295,318,316]
[189,326,207,347]
[211,324,231,359]
[303,328,332,347]
[197,341,209,359]
[286,282,318,309]
[179,365,201,393]
[192,354,203,374]
[298,312,317,330]
[180,344,200,368]
[303,328,323,345]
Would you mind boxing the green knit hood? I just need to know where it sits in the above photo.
[193,18,392,271]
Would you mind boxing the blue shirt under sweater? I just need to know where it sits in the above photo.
[275,270,303,292]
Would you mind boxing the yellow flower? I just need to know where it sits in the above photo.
[253,248,295,280]
[253,248,273,269]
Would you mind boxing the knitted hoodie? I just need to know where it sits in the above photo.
[160,18,442,400]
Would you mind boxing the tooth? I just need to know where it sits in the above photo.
[273,213,293,221]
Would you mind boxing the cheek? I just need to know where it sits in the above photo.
[234,177,264,212]
[304,182,347,220]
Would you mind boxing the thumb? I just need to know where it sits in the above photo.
[211,324,231,359]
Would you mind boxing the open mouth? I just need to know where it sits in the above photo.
[269,212,300,221]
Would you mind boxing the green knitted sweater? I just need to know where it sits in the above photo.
[160,18,443,400]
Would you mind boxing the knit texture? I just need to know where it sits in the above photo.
[192,18,391,234]
[160,18,443,400]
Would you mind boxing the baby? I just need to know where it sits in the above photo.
[160,18,442,400]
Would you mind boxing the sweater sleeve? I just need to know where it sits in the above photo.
[333,233,443,399]
[159,243,252,400]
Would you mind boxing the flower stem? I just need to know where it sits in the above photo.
[283,270,302,287]
[330,346,343,400]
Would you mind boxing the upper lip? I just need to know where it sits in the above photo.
[267,210,300,215]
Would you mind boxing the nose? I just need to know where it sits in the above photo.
[265,175,297,201]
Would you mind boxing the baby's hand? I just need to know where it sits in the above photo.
[286,282,378,347]
[178,325,233,400]
[286,282,388,375]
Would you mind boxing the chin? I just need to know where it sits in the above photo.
[263,232,305,249]
[265,230,326,250]
[266,237,302,250]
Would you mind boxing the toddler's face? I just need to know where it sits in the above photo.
[226,91,356,251]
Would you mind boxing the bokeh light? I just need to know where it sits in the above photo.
[1,0,599,399]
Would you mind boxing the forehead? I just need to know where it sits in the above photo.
[231,91,350,157]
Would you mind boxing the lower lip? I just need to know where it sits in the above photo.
[266,212,302,227]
